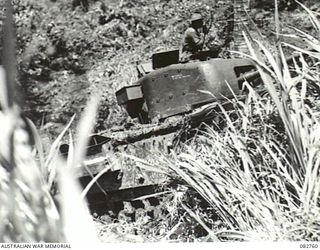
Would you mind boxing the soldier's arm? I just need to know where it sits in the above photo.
[186,29,204,49]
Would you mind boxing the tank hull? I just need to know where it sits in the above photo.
[139,58,255,121]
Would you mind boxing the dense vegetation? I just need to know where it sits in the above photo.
[5,0,316,136]
[9,0,220,137]
[0,0,320,243]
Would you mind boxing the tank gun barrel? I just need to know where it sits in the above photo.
[236,69,260,84]
[236,53,302,84]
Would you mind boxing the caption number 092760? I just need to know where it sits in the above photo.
[300,244,318,248]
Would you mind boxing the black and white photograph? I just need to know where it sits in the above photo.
[0,0,320,247]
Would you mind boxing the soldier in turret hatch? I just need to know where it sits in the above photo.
[181,13,207,61]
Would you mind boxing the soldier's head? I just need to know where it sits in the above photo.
[190,13,203,29]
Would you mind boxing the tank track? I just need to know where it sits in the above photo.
[62,102,230,217]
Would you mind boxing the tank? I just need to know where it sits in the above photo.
[69,48,300,217]
[116,49,257,123]
[63,49,261,216]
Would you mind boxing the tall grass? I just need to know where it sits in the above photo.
[2,0,320,243]
[126,4,320,241]
[0,1,99,241]
[0,69,99,242]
